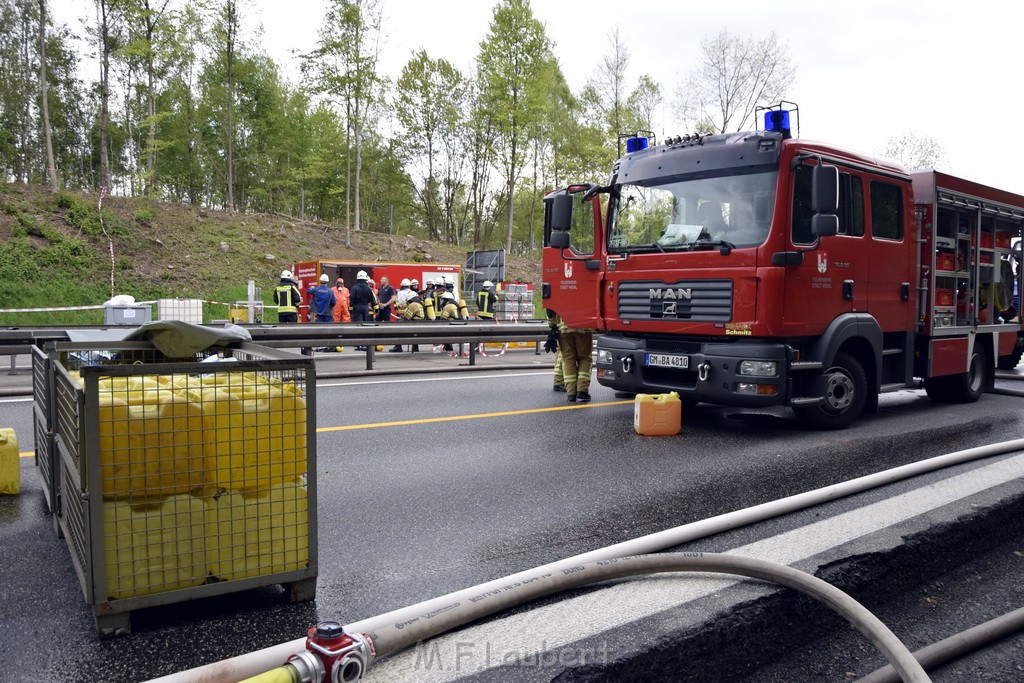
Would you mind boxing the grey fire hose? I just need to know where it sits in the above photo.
[858,605,1024,683]
[364,553,929,683]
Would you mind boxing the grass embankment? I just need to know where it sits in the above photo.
[0,184,542,327]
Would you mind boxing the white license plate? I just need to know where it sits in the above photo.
[645,353,689,368]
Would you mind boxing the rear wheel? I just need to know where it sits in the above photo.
[996,343,1023,370]
[925,348,989,404]
[793,352,867,430]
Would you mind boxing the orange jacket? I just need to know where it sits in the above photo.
[333,285,351,322]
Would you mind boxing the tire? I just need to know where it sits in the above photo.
[793,352,867,430]
[950,348,988,403]
[926,348,989,404]
[997,344,1023,370]
[923,375,955,403]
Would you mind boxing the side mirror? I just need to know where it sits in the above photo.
[549,193,574,231]
[550,231,570,249]
[812,164,839,214]
[812,214,839,238]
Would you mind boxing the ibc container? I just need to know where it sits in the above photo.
[634,392,682,435]
[47,339,318,636]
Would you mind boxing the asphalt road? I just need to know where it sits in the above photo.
[2,365,1023,682]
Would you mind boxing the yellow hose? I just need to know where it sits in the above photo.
[239,664,300,683]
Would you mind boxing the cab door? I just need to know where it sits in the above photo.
[782,165,865,335]
[543,186,604,329]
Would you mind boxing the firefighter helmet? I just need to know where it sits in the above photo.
[411,279,420,288]
[281,270,293,280]
[400,278,411,287]
[443,275,454,286]
[356,270,369,281]
[319,273,329,283]
[482,280,493,289]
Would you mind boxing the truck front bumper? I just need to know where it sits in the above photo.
[594,334,791,407]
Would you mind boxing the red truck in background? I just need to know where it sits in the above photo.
[290,259,461,321]
[542,104,1024,429]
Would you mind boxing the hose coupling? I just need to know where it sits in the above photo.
[298,621,374,683]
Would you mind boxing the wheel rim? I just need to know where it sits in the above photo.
[824,368,855,413]
[968,353,984,393]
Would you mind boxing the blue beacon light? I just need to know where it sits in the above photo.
[764,110,791,137]
[625,136,649,153]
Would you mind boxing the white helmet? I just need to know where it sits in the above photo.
[427,278,436,287]
[357,270,369,281]
[443,275,453,285]
[319,273,329,283]
[410,279,419,288]
[441,291,455,301]
[400,278,411,287]
[281,270,293,280]
[482,280,493,289]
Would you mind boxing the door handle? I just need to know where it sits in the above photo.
[843,280,854,301]
[901,282,910,301]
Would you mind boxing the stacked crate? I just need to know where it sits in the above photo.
[48,340,317,636]
[493,283,535,320]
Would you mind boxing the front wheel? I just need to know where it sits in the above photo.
[793,352,867,430]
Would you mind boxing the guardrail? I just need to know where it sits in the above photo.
[0,321,551,372]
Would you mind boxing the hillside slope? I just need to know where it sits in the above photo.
[0,184,541,323]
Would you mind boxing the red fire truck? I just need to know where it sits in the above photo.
[542,104,1024,428]
[290,259,461,321]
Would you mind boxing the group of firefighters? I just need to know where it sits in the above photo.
[271,269,501,353]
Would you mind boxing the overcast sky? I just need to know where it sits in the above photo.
[54,0,1022,193]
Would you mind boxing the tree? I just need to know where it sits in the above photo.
[39,0,58,191]
[477,0,555,254]
[94,0,126,192]
[581,27,630,144]
[884,133,948,170]
[673,29,795,134]
[395,50,466,242]
[626,74,662,135]
[301,0,386,248]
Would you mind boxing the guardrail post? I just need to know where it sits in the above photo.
[468,342,476,366]
[8,354,16,375]
[366,344,374,370]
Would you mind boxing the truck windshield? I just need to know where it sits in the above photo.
[608,170,777,252]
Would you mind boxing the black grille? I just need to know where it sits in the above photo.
[618,280,732,322]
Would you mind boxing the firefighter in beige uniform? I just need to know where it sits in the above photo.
[554,311,593,403]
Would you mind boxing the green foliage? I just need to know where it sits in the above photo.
[135,206,153,225]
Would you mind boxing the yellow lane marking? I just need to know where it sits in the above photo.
[16,401,632,455]
[317,400,632,433]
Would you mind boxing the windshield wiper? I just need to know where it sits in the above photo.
[688,239,735,255]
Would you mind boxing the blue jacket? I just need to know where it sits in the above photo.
[307,284,337,316]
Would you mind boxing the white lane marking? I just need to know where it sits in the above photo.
[369,453,1024,682]
[320,371,551,388]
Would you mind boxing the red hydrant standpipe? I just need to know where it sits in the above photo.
[240,622,373,683]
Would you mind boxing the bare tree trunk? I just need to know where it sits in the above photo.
[354,120,362,234]
[344,101,352,248]
[39,0,58,192]
[224,0,236,211]
[98,0,112,192]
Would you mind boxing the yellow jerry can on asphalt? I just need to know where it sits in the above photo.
[633,392,682,436]
[0,428,19,495]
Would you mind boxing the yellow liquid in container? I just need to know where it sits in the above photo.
[98,388,209,501]
[194,373,307,492]
[102,493,207,599]
[206,481,309,581]
[633,392,682,435]
[0,427,19,495]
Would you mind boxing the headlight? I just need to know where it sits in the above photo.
[597,349,614,364]
[738,360,778,377]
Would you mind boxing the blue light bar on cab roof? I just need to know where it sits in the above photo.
[626,136,649,154]
[764,109,790,134]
